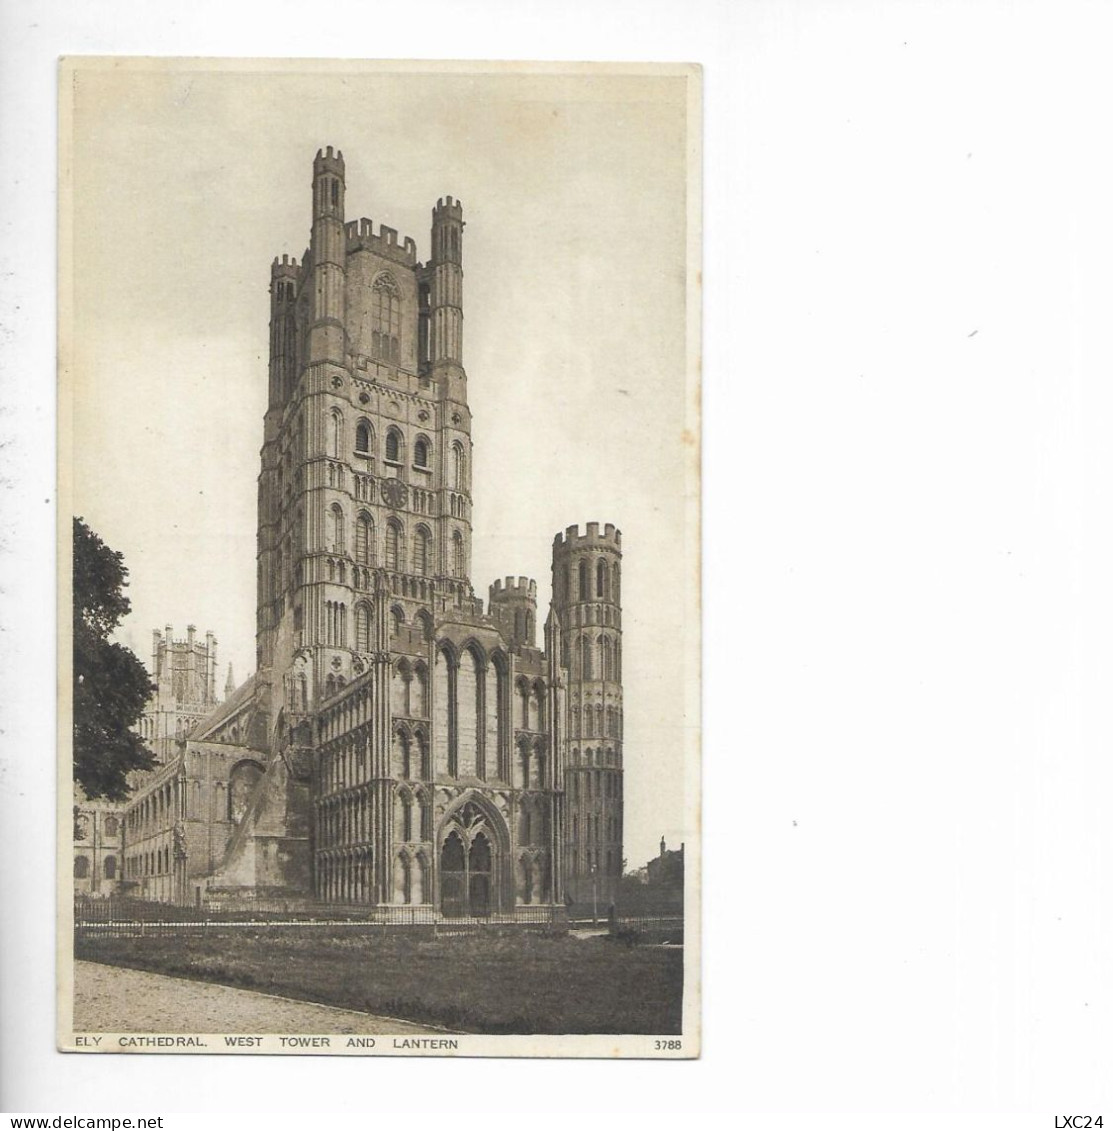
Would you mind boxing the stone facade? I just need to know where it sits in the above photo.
[125,148,625,913]
[73,787,124,897]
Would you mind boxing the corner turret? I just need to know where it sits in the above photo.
[268,255,299,407]
[308,146,347,366]
[428,196,465,371]
[550,521,624,906]
[488,576,538,648]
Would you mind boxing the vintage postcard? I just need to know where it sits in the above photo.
[58,58,700,1058]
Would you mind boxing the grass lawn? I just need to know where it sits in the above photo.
[75,930,683,1034]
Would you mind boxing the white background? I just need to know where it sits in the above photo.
[3,0,1113,1121]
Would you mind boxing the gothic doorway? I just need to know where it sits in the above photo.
[437,796,508,917]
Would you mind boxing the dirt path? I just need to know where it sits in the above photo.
[73,961,441,1035]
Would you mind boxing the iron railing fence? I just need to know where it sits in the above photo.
[73,896,683,950]
[74,896,570,932]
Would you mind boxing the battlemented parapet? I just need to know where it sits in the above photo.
[271,254,300,280]
[313,145,345,178]
[490,576,537,598]
[345,217,419,266]
[553,521,622,550]
[551,523,623,614]
[434,195,464,221]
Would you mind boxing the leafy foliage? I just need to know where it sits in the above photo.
[73,517,156,800]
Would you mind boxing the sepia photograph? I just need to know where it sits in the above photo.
[2,0,1110,1118]
[58,58,700,1057]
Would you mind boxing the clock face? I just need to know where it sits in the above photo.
[381,478,408,509]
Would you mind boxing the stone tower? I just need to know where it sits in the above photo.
[198,148,625,915]
[551,523,624,907]
[137,625,220,763]
[257,148,478,722]
[230,147,486,898]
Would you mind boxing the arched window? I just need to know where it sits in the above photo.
[372,274,401,364]
[413,526,431,576]
[74,856,89,879]
[390,606,405,635]
[580,634,593,680]
[578,560,588,600]
[602,635,613,680]
[328,410,342,459]
[355,512,373,565]
[385,428,402,465]
[393,660,412,718]
[452,442,465,489]
[452,530,464,577]
[104,816,119,837]
[400,789,413,840]
[355,603,373,652]
[414,437,430,469]
[397,854,412,903]
[329,503,344,552]
[530,681,544,731]
[597,558,607,598]
[415,609,433,642]
[385,519,403,571]
[355,421,371,454]
[104,855,117,880]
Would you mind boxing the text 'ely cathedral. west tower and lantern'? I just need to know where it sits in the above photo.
[119,148,626,916]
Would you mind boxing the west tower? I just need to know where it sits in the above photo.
[257,148,478,726]
[201,147,624,915]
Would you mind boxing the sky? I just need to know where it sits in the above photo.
[65,61,699,871]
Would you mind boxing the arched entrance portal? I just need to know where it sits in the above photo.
[438,797,508,918]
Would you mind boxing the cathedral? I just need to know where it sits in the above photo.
[120,148,625,916]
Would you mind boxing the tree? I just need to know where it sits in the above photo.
[72,517,156,800]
